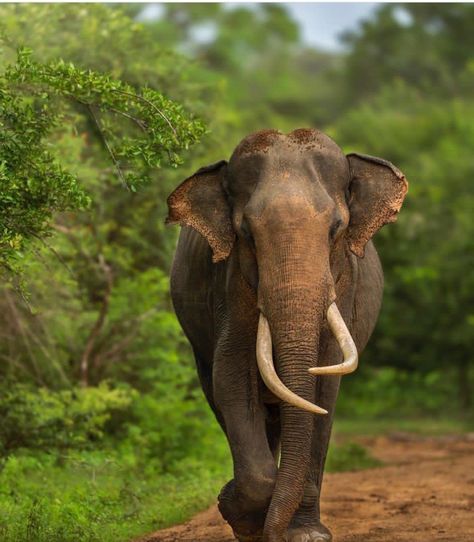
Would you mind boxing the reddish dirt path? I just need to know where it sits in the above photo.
[139,434,474,542]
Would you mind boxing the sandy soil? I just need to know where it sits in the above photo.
[139,434,474,542]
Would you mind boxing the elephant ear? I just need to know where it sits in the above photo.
[166,160,234,263]
[346,153,408,258]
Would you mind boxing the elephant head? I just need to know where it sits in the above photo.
[166,128,407,540]
[167,129,408,405]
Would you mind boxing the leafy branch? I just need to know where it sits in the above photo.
[0,45,206,277]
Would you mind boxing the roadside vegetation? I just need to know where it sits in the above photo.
[0,4,472,541]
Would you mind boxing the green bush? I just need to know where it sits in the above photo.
[0,382,135,458]
[0,381,231,542]
[336,366,466,420]
[326,442,381,472]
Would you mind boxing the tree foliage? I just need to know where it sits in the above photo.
[334,4,474,410]
[0,5,205,279]
[0,4,212,395]
[340,4,474,105]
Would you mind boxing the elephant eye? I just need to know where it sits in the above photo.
[240,219,256,250]
[329,219,343,242]
[345,186,352,205]
[240,218,251,238]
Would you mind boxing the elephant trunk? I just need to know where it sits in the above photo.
[260,285,328,542]
[252,210,332,542]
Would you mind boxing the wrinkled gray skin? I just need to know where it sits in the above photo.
[167,129,408,542]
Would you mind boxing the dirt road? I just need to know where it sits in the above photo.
[140,434,474,542]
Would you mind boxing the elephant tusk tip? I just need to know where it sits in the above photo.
[307,361,358,376]
[310,403,328,415]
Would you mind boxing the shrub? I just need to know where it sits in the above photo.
[0,382,135,458]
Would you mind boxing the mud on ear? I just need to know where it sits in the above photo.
[346,153,408,258]
[166,160,234,263]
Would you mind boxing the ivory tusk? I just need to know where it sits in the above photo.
[256,313,328,415]
[308,302,358,376]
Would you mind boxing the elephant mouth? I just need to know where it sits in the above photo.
[256,302,358,415]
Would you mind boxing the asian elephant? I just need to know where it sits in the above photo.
[166,129,408,542]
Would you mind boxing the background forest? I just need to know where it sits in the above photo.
[0,3,473,541]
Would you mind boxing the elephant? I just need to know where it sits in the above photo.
[166,128,408,542]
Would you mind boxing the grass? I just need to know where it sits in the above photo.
[0,448,232,542]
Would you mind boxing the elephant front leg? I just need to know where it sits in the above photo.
[214,341,277,542]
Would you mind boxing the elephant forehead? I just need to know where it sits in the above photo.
[227,129,349,198]
[230,128,344,159]
[231,129,283,157]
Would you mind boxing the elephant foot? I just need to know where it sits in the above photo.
[231,519,332,542]
[218,479,268,541]
[232,531,263,542]
[286,521,332,542]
